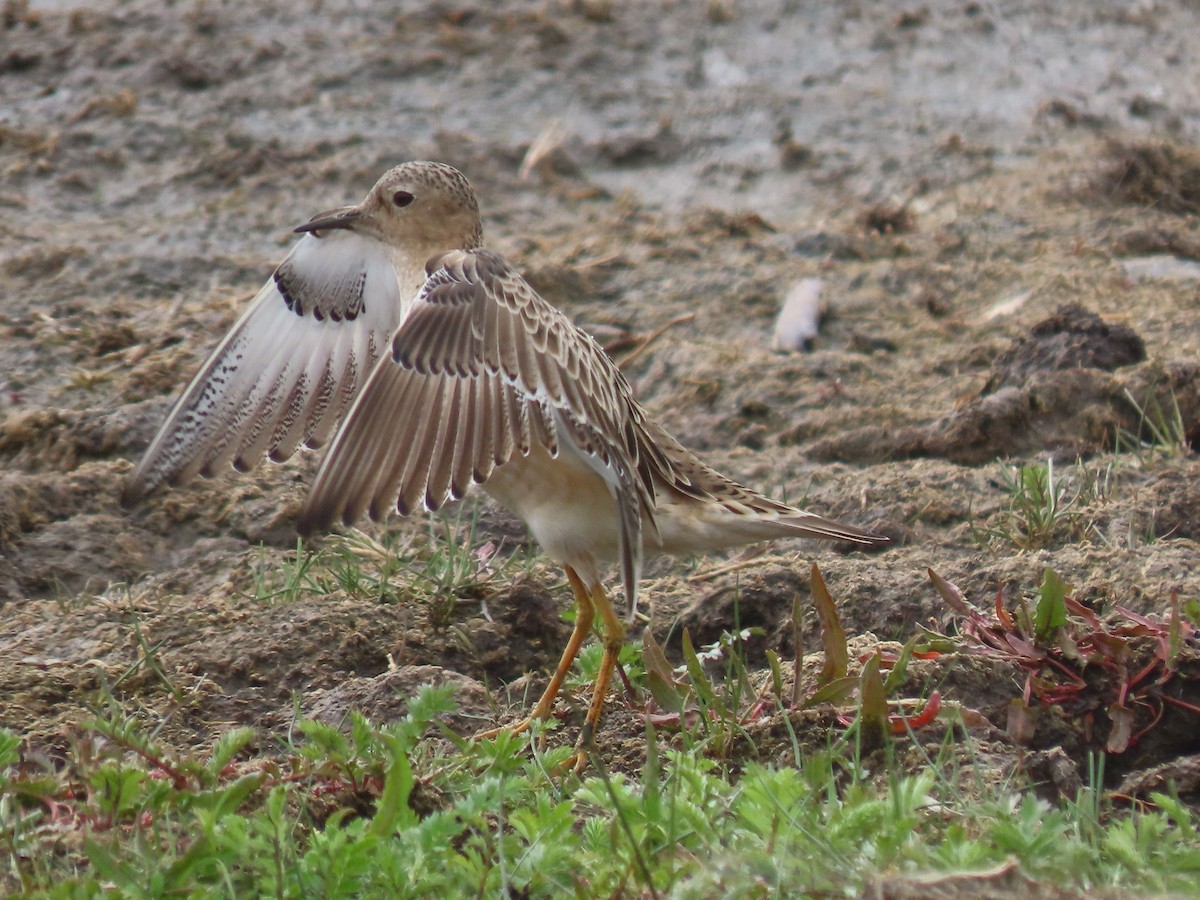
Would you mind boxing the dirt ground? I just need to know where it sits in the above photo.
[3,0,1200,802]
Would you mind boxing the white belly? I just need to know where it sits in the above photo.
[482,435,777,579]
[483,439,624,577]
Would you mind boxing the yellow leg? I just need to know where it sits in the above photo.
[572,581,626,773]
[476,566,594,741]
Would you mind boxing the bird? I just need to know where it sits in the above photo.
[296,246,889,768]
[124,160,887,768]
[121,161,483,505]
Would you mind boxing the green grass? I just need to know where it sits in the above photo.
[249,502,547,626]
[990,458,1081,550]
[1117,386,1191,461]
[4,678,1200,897]
[15,534,1199,895]
[974,455,1130,551]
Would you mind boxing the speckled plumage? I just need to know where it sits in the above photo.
[298,247,887,620]
[128,162,886,768]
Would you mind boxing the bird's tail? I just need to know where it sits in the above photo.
[650,502,887,556]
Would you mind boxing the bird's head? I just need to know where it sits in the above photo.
[294,161,484,256]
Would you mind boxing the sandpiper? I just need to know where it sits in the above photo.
[295,246,887,769]
[127,162,888,768]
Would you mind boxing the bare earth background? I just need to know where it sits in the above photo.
[2,0,1200,799]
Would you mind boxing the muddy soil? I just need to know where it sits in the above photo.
[3,0,1200,805]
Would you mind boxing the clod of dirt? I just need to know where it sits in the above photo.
[983,303,1146,393]
[1108,227,1200,260]
[1022,747,1083,803]
[670,565,804,667]
[0,405,149,469]
[791,226,914,261]
[813,307,1156,466]
[303,665,493,737]
[1118,753,1200,802]
[0,50,39,74]
[775,130,816,171]
[89,322,139,357]
[891,368,1129,465]
[455,583,574,682]
[521,263,598,309]
[597,119,681,168]
[9,513,148,598]
[893,6,930,29]
[2,246,84,279]
[665,560,917,670]
[380,581,573,690]
[3,1,42,30]
[1141,467,1200,540]
[807,366,1132,466]
[1096,138,1200,214]
[791,229,874,260]
[1121,359,1200,453]
[1036,97,1109,130]
[682,207,777,238]
[159,56,223,91]
[860,202,916,235]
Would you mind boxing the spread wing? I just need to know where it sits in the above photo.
[298,247,664,612]
[122,229,407,505]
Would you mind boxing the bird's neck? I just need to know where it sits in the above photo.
[393,255,432,309]
[390,227,484,306]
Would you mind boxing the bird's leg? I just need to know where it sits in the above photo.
[572,581,626,773]
[476,566,594,741]
[528,567,595,722]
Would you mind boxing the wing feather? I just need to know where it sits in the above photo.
[472,375,501,482]
[449,376,480,499]
[395,373,449,516]
[299,247,887,613]
[122,230,407,505]
[344,369,409,524]
[298,248,664,613]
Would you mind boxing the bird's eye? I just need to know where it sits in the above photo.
[392,190,415,208]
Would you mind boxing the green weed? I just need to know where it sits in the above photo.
[4,693,1200,896]
[1116,386,1191,461]
[971,453,1132,551]
[249,503,544,628]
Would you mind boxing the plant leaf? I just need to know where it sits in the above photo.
[681,627,718,715]
[766,649,785,703]
[811,563,847,685]
[803,676,859,707]
[642,627,684,713]
[883,636,921,694]
[1168,591,1183,673]
[370,737,416,837]
[858,652,888,752]
[889,691,942,735]
[1035,568,1068,644]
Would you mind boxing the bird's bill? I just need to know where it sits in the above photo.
[294,206,362,234]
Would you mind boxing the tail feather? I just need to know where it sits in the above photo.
[774,513,888,546]
[651,502,888,556]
